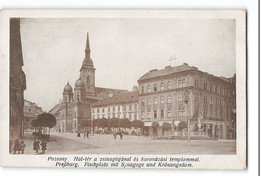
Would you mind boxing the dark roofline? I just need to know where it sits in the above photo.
[138,63,234,85]
[92,91,138,107]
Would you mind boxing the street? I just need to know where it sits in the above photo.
[17,131,236,155]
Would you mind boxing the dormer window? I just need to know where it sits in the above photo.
[147,85,151,93]
[160,82,165,90]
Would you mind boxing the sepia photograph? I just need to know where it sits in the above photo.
[0,10,246,169]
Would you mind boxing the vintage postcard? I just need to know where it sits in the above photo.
[0,10,246,169]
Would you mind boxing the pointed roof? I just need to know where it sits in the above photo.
[86,32,90,51]
[81,33,94,68]
[63,82,73,92]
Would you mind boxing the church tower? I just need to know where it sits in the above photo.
[80,33,96,96]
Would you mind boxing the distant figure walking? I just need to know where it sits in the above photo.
[19,141,26,154]
[86,131,89,138]
[13,139,20,154]
[119,131,123,140]
[77,131,81,137]
[41,140,47,154]
[113,131,117,140]
[33,139,40,153]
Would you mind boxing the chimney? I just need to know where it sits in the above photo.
[108,91,114,97]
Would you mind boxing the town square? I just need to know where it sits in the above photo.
[10,17,237,155]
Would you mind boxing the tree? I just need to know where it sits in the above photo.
[37,113,56,129]
[108,117,119,128]
[31,119,41,132]
[152,121,159,128]
[178,121,187,131]
[37,113,56,135]
[80,119,91,130]
[93,119,100,128]
[98,118,109,129]
[131,120,144,129]
[118,118,131,130]
[162,122,171,131]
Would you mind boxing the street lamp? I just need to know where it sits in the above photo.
[183,90,190,141]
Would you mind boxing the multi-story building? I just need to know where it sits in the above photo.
[23,100,43,130]
[50,33,126,133]
[137,63,235,139]
[92,91,139,121]
[10,18,26,151]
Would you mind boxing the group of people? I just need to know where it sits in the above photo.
[33,139,47,154]
[77,129,90,138]
[12,138,47,154]
[113,130,124,140]
[13,139,26,154]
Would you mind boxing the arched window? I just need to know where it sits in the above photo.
[178,106,185,116]
[167,96,172,103]
[182,79,186,87]
[167,81,171,89]
[160,82,165,90]
[141,86,145,93]
[160,96,164,104]
[178,94,182,102]
[87,76,90,84]
[141,111,145,119]
[178,79,182,88]
[167,109,172,118]
[147,85,151,93]
[154,97,158,104]
[154,84,157,92]
[147,98,151,105]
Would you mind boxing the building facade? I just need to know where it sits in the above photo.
[23,100,43,130]
[92,91,139,121]
[50,33,127,133]
[10,18,26,150]
[138,63,235,139]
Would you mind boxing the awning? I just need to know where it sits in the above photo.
[144,122,153,127]
[144,121,178,127]
[174,121,180,126]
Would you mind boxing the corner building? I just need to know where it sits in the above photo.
[10,19,26,150]
[138,63,235,139]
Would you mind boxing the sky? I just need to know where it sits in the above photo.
[20,18,236,111]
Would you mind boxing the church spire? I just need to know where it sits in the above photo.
[85,33,91,58]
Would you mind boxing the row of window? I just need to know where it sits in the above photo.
[93,113,138,120]
[140,79,187,94]
[141,94,226,107]
[194,79,230,96]
[141,96,172,106]
[94,104,138,113]
[141,109,172,119]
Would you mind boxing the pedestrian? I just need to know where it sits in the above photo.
[119,131,123,140]
[77,131,81,137]
[86,131,89,138]
[41,139,47,154]
[13,139,20,154]
[33,139,40,153]
[113,131,117,140]
[137,131,141,137]
[19,141,26,154]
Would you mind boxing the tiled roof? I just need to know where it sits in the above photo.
[95,87,128,99]
[92,91,138,107]
[138,63,194,81]
[138,63,232,84]
[48,103,62,114]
